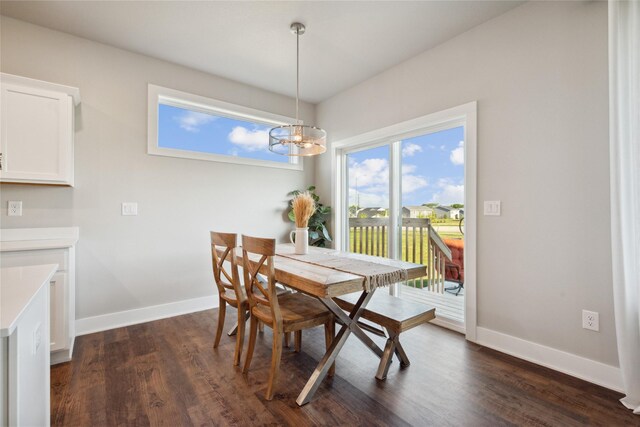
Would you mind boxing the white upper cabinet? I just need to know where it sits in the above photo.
[0,73,80,186]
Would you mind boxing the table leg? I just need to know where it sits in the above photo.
[227,321,238,336]
[296,323,352,406]
[296,289,385,406]
[320,296,383,358]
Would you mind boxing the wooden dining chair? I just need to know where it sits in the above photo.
[211,231,296,367]
[241,235,335,400]
[211,231,248,366]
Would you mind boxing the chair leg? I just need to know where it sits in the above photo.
[242,315,258,374]
[258,320,265,333]
[324,321,335,377]
[213,298,226,348]
[233,309,246,366]
[294,330,302,353]
[265,325,283,400]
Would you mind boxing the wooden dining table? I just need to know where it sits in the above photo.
[235,243,426,406]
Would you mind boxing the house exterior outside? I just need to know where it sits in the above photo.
[435,206,463,219]
[402,206,434,218]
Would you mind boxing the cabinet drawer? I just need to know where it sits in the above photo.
[0,249,67,271]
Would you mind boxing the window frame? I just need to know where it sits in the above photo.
[147,84,303,170]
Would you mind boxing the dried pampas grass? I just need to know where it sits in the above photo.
[292,192,316,228]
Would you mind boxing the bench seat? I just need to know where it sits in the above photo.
[335,291,436,380]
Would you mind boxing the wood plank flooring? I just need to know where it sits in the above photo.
[51,309,638,426]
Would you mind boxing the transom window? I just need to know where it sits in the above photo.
[147,85,302,170]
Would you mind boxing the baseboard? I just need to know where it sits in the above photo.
[50,348,72,365]
[75,295,219,336]
[430,316,465,334]
[476,327,623,392]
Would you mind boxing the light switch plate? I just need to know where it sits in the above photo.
[484,201,501,216]
[8,201,22,216]
[121,202,138,216]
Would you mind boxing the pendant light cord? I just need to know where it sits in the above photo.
[296,28,300,125]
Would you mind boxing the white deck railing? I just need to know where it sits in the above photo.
[348,217,452,293]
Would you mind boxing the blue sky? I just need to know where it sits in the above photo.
[158,104,289,163]
[348,126,464,207]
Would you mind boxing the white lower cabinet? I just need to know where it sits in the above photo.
[0,227,78,364]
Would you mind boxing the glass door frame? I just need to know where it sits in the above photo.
[330,102,477,340]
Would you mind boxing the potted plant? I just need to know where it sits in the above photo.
[287,186,332,248]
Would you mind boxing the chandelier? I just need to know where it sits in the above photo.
[269,23,327,156]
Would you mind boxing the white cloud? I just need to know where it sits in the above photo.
[402,164,417,174]
[175,111,216,132]
[349,188,389,208]
[402,174,428,194]
[401,164,428,193]
[228,126,269,151]
[348,157,428,206]
[431,184,464,205]
[450,140,464,165]
[402,143,422,157]
[348,158,389,188]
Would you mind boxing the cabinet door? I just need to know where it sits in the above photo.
[0,82,73,185]
[50,272,67,352]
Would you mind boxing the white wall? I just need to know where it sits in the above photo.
[316,1,617,367]
[0,16,315,320]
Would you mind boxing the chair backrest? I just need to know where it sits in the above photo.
[210,231,243,302]
[443,238,464,282]
[241,235,281,325]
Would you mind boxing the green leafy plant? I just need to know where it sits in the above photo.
[287,186,332,247]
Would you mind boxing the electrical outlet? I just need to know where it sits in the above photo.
[121,202,138,216]
[8,201,22,216]
[582,310,599,332]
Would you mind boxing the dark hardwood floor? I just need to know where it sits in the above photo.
[51,309,638,426]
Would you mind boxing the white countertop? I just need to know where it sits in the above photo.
[0,227,79,252]
[1,264,57,337]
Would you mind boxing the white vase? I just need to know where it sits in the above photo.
[289,227,309,255]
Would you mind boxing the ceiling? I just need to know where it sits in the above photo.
[0,1,523,103]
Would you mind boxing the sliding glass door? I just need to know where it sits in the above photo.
[343,126,466,329]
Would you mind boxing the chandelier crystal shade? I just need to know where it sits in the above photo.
[269,23,327,156]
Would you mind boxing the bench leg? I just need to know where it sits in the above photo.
[376,338,396,380]
[393,335,411,368]
[376,329,411,379]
